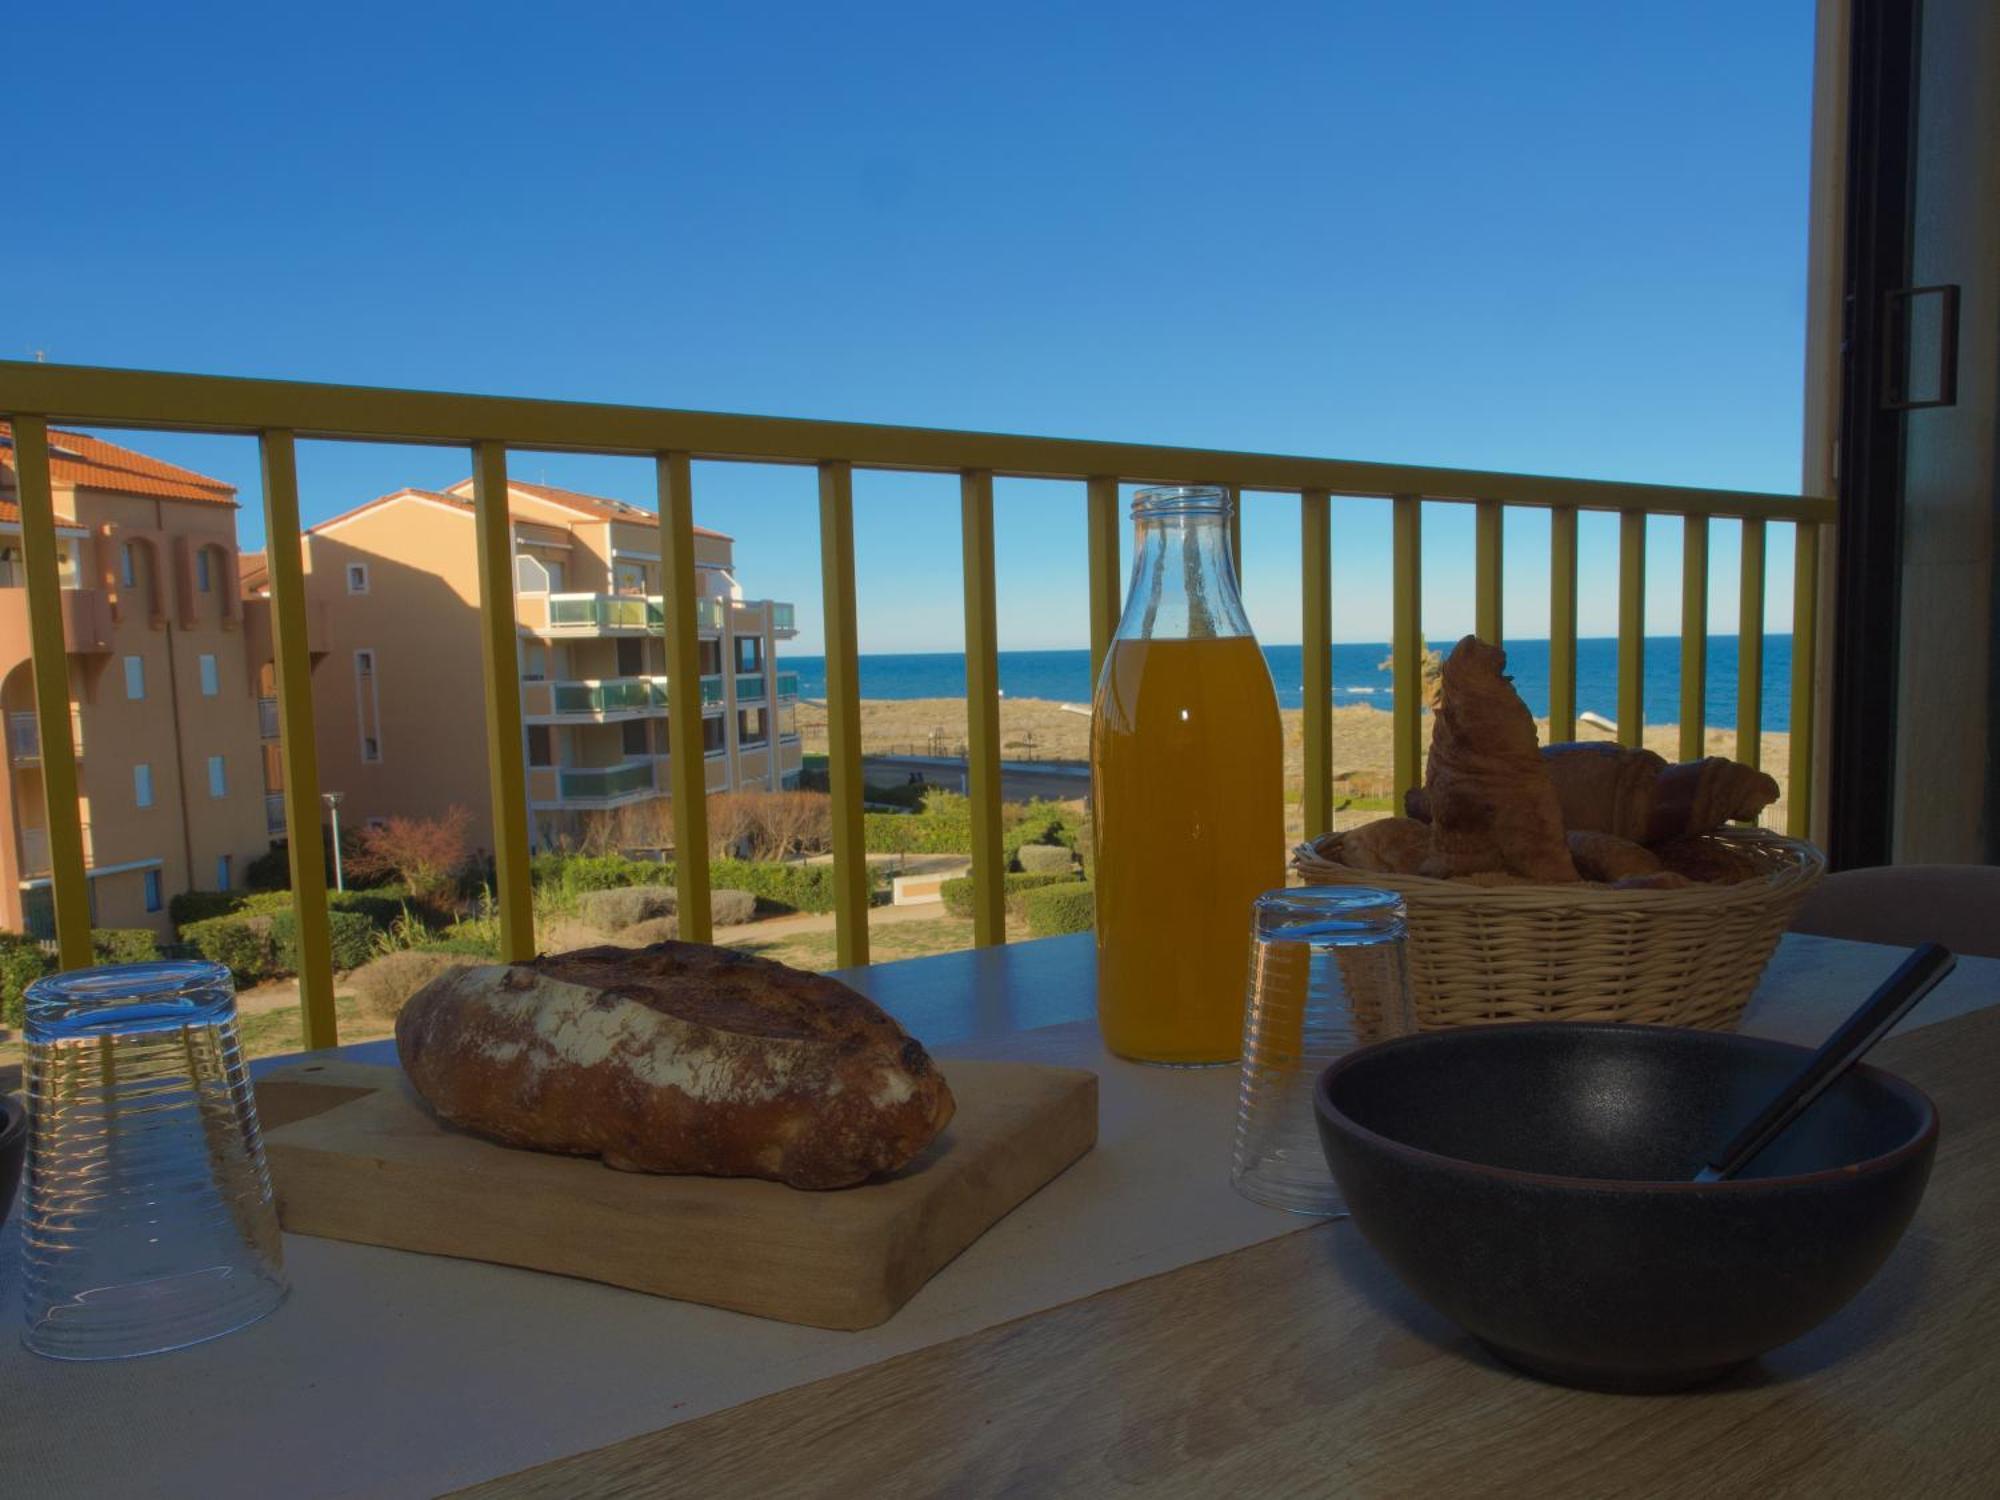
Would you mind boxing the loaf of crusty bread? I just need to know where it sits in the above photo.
[394,942,956,1190]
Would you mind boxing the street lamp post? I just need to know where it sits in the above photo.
[323,791,345,892]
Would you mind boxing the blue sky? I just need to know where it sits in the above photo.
[11,2,1813,656]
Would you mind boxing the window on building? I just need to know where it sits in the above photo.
[702,715,727,755]
[123,655,145,700]
[614,560,647,595]
[199,653,219,696]
[195,548,214,593]
[621,719,650,757]
[699,639,723,675]
[778,702,799,740]
[545,560,566,591]
[143,868,162,913]
[0,545,22,587]
[355,650,382,761]
[523,642,547,681]
[208,755,228,798]
[120,543,137,589]
[134,763,154,809]
[526,725,554,767]
[615,637,644,677]
[735,635,764,673]
[347,563,369,595]
[738,706,769,747]
[216,854,233,891]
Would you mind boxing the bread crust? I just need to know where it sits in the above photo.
[394,942,956,1190]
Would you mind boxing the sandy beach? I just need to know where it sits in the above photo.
[801,696,1795,832]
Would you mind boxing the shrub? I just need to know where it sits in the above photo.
[534,853,662,896]
[709,858,841,914]
[351,950,479,1024]
[1014,842,1076,876]
[422,930,503,958]
[622,915,680,946]
[940,871,1073,920]
[346,807,473,904]
[1023,881,1095,938]
[181,914,278,985]
[271,908,376,973]
[245,841,294,891]
[171,889,245,930]
[579,885,678,933]
[91,929,160,966]
[0,932,52,1029]
[709,888,757,927]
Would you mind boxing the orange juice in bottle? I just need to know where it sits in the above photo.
[1090,486,1283,1064]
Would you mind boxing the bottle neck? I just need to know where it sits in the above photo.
[1115,511,1253,642]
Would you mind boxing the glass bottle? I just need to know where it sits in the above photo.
[1089,485,1283,1064]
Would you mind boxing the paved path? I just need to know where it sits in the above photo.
[862,754,1089,803]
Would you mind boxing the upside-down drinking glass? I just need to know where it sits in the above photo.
[1232,887,1413,1215]
[20,960,287,1359]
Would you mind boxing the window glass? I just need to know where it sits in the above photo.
[526,725,554,767]
[134,763,154,808]
[208,755,227,798]
[216,854,232,891]
[702,715,726,753]
[347,563,369,594]
[196,549,213,592]
[120,544,137,588]
[143,869,162,913]
[699,639,723,675]
[124,655,145,700]
[735,635,763,673]
[199,654,219,695]
[621,719,650,756]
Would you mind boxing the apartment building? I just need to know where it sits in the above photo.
[0,424,273,937]
[293,477,800,852]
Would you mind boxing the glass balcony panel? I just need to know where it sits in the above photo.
[558,760,655,800]
[700,674,724,707]
[736,674,767,704]
[775,671,799,699]
[770,602,795,631]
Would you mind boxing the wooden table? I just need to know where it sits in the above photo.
[444,934,2000,1498]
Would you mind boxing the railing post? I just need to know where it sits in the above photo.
[1548,506,1579,741]
[470,441,535,962]
[1474,500,1503,646]
[1617,511,1646,748]
[1788,523,1820,837]
[1300,489,1334,838]
[11,416,90,969]
[1086,477,1121,690]
[1738,519,1767,771]
[258,430,337,1048]
[1391,495,1423,804]
[960,471,1004,946]
[1679,515,1710,763]
[656,452,713,941]
[818,461,869,967]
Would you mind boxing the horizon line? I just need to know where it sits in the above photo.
[796,632,1798,657]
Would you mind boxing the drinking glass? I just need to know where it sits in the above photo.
[1232,887,1413,1214]
[21,960,287,1359]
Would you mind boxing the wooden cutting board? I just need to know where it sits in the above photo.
[253,1058,1097,1331]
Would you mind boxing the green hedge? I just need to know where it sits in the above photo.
[940,871,1075,920]
[0,932,49,1029]
[91,929,161,966]
[708,858,842,914]
[170,889,243,928]
[180,914,277,985]
[271,908,377,973]
[1023,881,1095,938]
[862,792,1086,859]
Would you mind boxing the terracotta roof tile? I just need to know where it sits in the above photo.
[0,422,237,505]
[441,477,730,540]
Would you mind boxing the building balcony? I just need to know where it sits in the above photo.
[522,676,669,722]
[0,586,114,675]
[701,674,724,710]
[20,822,93,879]
[258,696,280,740]
[517,593,727,638]
[776,670,799,700]
[528,758,659,808]
[736,673,767,705]
[8,708,82,764]
[770,601,797,638]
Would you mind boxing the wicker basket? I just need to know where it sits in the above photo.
[1293,828,1825,1031]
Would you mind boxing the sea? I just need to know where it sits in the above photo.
[784,636,1794,732]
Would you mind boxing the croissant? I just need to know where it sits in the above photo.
[1541,743,1666,841]
[1647,759,1781,841]
[1566,830,1661,883]
[1419,638,1578,882]
[1338,816,1432,875]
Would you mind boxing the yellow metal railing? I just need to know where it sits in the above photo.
[0,360,1833,1047]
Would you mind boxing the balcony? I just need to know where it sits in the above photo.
[552,758,657,806]
[0,586,114,674]
[736,673,767,704]
[8,708,82,764]
[770,602,797,637]
[522,676,669,721]
[518,593,728,637]
[258,696,280,740]
[701,674,724,709]
[775,671,800,700]
[20,822,92,879]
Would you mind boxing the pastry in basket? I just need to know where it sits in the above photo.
[1419,637,1579,882]
[1336,815,1432,876]
[1565,830,1662,883]
[395,941,956,1190]
[1653,834,1766,886]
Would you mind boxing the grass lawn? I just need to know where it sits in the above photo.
[725,912,1016,971]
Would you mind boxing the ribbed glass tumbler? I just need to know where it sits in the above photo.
[21,961,287,1360]
[1232,887,1413,1215]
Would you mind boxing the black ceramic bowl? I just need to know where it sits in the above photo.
[0,1092,24,1228]
[1315,1022,1937,1392]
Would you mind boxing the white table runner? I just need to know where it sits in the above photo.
[2,934,1993,1499]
